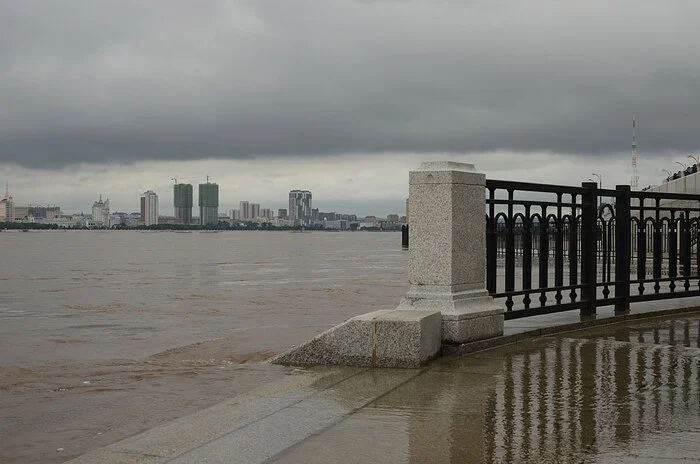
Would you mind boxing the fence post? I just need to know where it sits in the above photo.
[581,181,598,317]
[615,185,631,314]
[397,161,503,344]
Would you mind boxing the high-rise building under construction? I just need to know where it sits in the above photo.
[199,182,219,226]
[174,183,193,224]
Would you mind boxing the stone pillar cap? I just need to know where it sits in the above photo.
[415,161,476,172]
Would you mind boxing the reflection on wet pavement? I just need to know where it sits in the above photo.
[277,315,700,463]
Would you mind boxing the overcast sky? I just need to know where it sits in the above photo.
[1,1,699,215]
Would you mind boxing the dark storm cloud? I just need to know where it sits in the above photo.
[1,0,700,168]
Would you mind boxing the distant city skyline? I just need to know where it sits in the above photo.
[2,2,699,218]
[0,175,409,229]
[0,157,419,218]
[0,150,685,219]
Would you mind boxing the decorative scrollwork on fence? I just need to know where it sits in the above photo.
[486,181,700,320]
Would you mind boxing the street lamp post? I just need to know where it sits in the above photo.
[675,162,689,193]
[689,155,699,166]
[662,169,673,185]
[591,173,602,207]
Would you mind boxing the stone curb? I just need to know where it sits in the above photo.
[442,305,700,357]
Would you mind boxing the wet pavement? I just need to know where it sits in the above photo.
[69,311,700,464]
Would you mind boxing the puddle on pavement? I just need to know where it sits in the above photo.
[278,314,700,463]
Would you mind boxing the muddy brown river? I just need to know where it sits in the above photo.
[0,230,408,463]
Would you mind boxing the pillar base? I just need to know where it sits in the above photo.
[397,286,503,344]
[271,310,442,368]
[441,309,504,344]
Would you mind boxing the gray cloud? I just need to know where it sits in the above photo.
[1,0,700,168]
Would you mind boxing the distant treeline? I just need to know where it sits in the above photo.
[0,222,61,230]
[128,223,308,231]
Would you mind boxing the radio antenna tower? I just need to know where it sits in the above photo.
[631,115,639,189]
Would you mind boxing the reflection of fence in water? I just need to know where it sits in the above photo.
[483,318,700,463]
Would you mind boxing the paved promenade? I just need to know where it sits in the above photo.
[68,302,700,463]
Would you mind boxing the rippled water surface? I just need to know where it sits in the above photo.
[0,230,408,463]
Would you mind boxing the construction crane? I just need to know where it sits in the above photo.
[171,176,196,185]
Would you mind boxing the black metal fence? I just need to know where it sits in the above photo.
[485,180,700,320]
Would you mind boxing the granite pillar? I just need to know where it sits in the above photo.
[397,161,503,344]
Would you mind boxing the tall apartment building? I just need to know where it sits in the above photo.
[199,182,219,226]
[91,195,109,224]
[251,203,260,219]
[289,190,312,226]
[0,182,14,221]
[141,190,159,226]
[278,208,287,219]
[174,183,193,224]
[239,201,250,220]
[0,198,13,221]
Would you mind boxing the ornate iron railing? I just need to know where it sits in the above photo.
[485,180,700,320]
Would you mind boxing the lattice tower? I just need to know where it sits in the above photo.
[631,115,639,189]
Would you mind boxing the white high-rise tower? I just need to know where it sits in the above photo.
[91,194,109,224]
[631,116,639,190]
